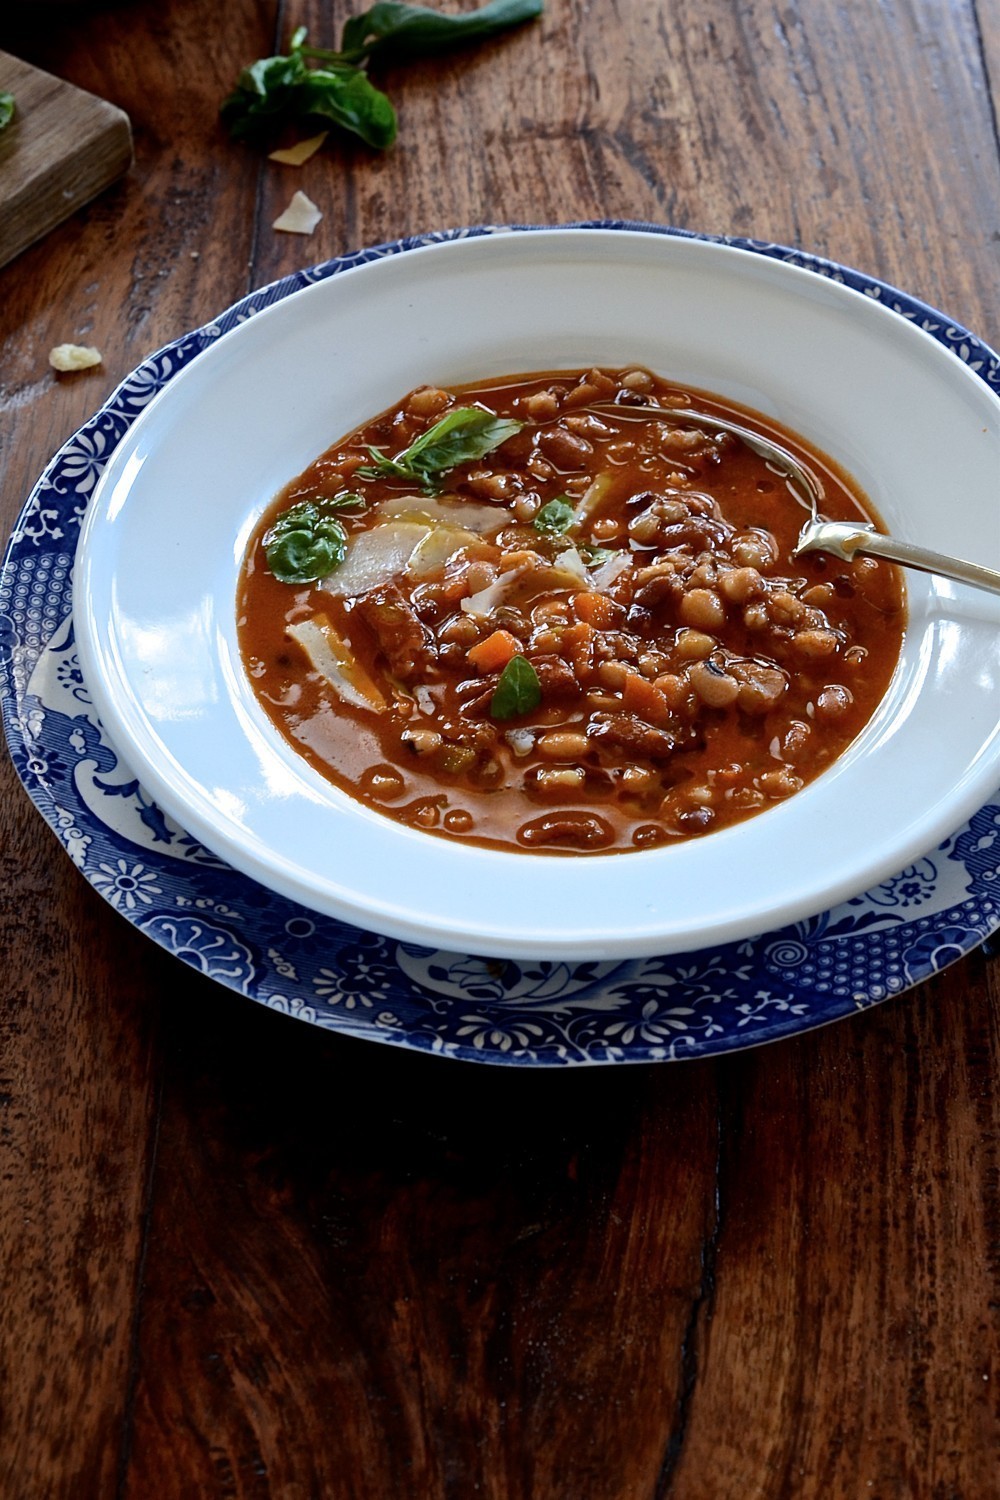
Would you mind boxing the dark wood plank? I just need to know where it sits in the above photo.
[979,0,1000,133]
[0,0,997,1496]
[123,988,719,1499]
[670,957,1000,1496]
[123,2,1000,1496]
[0,757,160,1498]
[0,2,277,1495]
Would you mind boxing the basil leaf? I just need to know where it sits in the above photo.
[579,543,614,566]
[534,498,576,535]
[221,33,396,150]
[358,447,414,483]
[221,50,312,145]
[401,407,522,474]
[490,655,541,720]
[359,407,522,489]
[326,491,367,511]
[267,500,319,538]
[222,6,542,152]
[0,93,15,132]
[342,0,544,63]
[297,67,397,150]
[264,502,348,582]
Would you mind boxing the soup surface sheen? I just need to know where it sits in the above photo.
[238,366,905,853]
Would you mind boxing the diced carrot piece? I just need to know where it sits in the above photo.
[561,621,595,650]
[622,671,671,726]
[574,592,620,629]
[468,628,522,673]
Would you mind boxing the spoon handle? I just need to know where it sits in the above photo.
[794,520,1000,599]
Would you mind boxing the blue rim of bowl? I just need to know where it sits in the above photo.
[2,220,998,1067]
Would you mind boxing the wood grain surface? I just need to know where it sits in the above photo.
[0,49,132,270]
[0,1,998,1496]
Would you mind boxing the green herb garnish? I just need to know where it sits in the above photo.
[324,491,367,511]
[490,655,541,719]
[533,497,576,536]
[342,0,544,63]
[264,498,354,583]
[221,30,396,149]
[578,543,614,566]
[222,2,543,152]
[0,93,14,133]
[359,407,522,491]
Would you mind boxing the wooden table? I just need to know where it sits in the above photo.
[1,2,998,1495]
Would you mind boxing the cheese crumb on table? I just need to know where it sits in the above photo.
[268,132,328,166]
[49,344,102,372]
[273,191,323,234]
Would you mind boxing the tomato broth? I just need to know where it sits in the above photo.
[237,366,905,853]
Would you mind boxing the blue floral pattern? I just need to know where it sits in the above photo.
[2,223,998,1066]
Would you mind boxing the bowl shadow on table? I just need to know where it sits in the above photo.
[156,948,989,1245]
[151,959,729,1322]
[122,943,999,1493]
[164,961,720,1195]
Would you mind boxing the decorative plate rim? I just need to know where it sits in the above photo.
[2,219,998,1068]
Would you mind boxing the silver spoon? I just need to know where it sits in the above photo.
[592,399,825,513]
[793,518,1000,596]
[592,399,1000,598]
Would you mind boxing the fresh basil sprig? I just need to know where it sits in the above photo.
[490,655,541,720]
[264,495,361,583]
[222,2,543,152]
[0,93,14,132]
[221,30,396,149]
[341,0,544,63]
[533,497,575,536]
[359,407,523,490]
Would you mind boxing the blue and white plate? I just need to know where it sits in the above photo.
[2,223,998,1066]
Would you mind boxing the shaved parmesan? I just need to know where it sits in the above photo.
[49,344,102,372]
[573,472,612,525]
[322,522,430,597]
[590,550,632,590]
[273,191,323,234]
[287,615,385,711]
[268,132,328,166]
[407,526,480,578]
[461,567,526,616]
[377,495,511,534]
[551,546,591,586]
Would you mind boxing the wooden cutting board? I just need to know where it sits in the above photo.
[0,51,133,269]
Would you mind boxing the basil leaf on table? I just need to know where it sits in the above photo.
[490,655,542,720]
[341,0,544,63]
[221,34,396,149]
[534,497,576,535]
[296,67,397,149]
[222,3,542,152]
[264,500,349,583]
[0,93,14,132]
[359,407,523,490]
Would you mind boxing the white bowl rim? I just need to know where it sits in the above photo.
[73,225,1000,960]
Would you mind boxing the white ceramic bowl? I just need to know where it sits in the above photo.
[74,228,1000,960]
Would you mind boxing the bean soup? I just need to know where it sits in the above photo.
[237,366,905,853]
